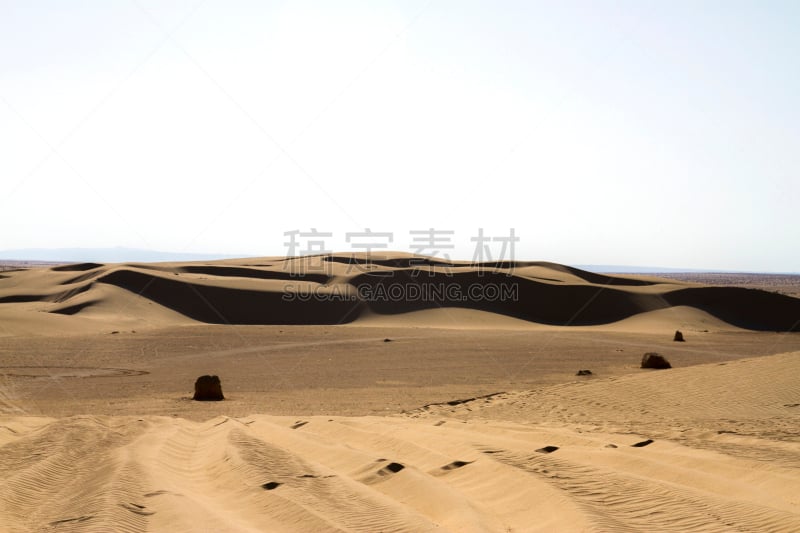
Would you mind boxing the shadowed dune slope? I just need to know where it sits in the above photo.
[180,265,330,284]
[352,270,668,325]
[96,269,363,325]
[0,253,797,330]
[50,262,104,272]
[664,286,800,331]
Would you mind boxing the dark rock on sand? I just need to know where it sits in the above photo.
[641,353,671,369]
[193,375,224,401]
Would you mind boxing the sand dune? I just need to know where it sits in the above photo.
[1,253,798,333]
[1,254,799,530]
[2,352,799,532]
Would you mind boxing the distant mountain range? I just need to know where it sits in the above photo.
[576,265,799,275]
[0,248,795,274]
[0,247,248,263]
[575,265,716,274]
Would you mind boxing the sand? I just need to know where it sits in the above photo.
[1,254,799,531]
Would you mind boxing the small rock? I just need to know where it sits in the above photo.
[576,369,593,376]
[673,330,685,342]
[535,446,559,454]
[193,375,224,401]
[641,352,671,369]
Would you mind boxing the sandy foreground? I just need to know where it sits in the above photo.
[1,255,799,531]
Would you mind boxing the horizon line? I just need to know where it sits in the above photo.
[0,247,798,276]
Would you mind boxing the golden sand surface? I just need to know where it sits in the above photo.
[1,255,799,531]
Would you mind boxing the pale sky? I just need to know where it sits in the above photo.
[1,1,798,271]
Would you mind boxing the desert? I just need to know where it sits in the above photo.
[1,254,799,531]
[3,2,800,531]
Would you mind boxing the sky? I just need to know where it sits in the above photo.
[1,1,798,272]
